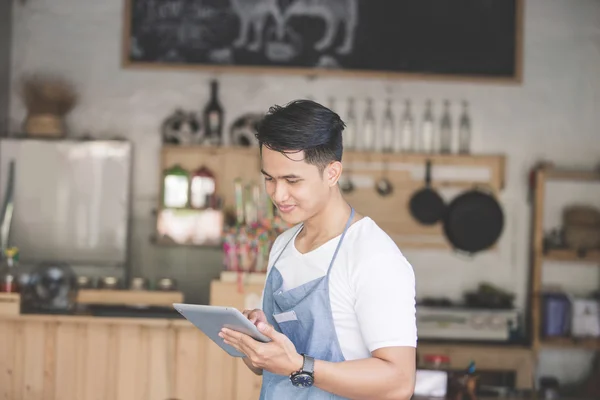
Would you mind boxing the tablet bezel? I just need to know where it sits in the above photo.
[173,303,271,358]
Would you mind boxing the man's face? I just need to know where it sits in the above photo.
[260,146,337,225]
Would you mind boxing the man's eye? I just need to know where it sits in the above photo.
[264,176,273,181]
[287,180,299,184]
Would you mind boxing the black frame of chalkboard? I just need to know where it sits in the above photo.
[121,0,524,85]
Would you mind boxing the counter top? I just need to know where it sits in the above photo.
[0,312,192,326]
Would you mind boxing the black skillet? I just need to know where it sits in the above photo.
[442,186,504,254]
[409,160,445,225]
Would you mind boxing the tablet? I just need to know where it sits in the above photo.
[173,303,271,357]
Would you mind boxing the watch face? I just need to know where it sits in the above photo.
[291,373,314,388]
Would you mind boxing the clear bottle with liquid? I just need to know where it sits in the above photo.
[421,100,435,153]
[380,99,395,152]
[458,101,472,154]
[344,98,357,150]
[361,98,376,151]
[439,100,453,154]
[396,100,414,152]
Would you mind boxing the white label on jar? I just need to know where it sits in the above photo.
[164,175,189,208]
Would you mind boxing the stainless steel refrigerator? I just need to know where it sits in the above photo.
[0,138,132,269]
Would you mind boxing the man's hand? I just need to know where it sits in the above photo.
[219,321,303,376]
[242,308,267,327]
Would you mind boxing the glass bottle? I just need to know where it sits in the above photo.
[396,99,414,153]
[344,98,357,150]
[421,100,435,153]
[380,99,395,152]
[203,80,224,146]
[439,100,453,154]
[362,98,376,151]
[189,166,216,209]
[458,101,472,154]
[0,247,20,293]
[163,164,189,208]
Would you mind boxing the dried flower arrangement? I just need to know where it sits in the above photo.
[19,74,78,137]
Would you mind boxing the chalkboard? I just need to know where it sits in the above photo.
[123,0,523,83]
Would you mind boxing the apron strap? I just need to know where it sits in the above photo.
[271,223,303,267]
[326,207,355,277]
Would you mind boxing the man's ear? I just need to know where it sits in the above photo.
[325,161,343,187]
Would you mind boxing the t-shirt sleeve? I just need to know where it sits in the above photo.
[353,250,417,351]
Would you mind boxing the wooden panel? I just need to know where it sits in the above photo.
[115,325,142,400]
[0,293,20,315]
[544,249,600,264]
[209,280,266,400]
[235,359,263,400]
[173,327,207,400]
[0,317,215,400]
[22,321,46,400]
[418,344,535,389]
[0,320,16,400]
[76,289,184,306]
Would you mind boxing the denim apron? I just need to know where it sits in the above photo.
[259,208,355,400]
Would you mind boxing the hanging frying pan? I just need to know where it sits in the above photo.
[409,160,445,225]
[442,186,504,254]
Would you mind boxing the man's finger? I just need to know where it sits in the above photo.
[256,322,283,342]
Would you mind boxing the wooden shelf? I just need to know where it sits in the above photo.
[530,164,600,356]
[158,145,506,250]
[544,169,600,182]
[544,249,600,264]
[541,337,600,350]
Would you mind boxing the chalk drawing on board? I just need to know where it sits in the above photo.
[264,24,303,62]
[283,0,358,55]
[230,0,284,52]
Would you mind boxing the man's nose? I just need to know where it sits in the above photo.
[271,182,289,203]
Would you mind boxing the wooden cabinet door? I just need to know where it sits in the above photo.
[209,280,266,400]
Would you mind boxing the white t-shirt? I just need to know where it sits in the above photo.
[261,216,417,361]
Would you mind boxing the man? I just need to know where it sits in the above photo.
[220,100,417,400]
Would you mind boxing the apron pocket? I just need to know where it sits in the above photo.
[273,312,307,352]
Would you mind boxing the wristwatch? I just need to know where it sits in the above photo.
[290,354,314,388]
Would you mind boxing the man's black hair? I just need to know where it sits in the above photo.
[256,99,346,172]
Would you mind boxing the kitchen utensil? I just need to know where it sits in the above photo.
[409,160,445,225]
[130,277,149,291]
[442,186,504,254]
[157,278,177,291]
[340,177,355,194]
[0,160,15,253]
[340,152,355,194]
[99,276,120,290]
[27,262,78,311]
[76,275,95,289]
[375,155,393,196]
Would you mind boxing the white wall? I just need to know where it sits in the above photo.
[0,0,12,134]
[8,0,600,386]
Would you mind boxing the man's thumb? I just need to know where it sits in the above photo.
[257,322,278,339]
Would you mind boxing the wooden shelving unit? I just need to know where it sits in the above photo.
[156,145,506,250]
[529,164,600,352]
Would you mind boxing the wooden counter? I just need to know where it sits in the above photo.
[0,281,536,400]
[0,314,215,400]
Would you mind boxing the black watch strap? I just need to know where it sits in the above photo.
[302,354,315,374]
